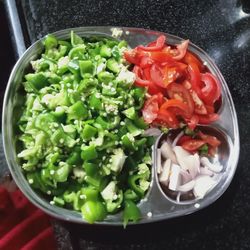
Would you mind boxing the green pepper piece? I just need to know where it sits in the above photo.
[96,116,109,129]
[71,31,83,46]
[66,147,82,165]
[53,196,65,207]
[78,77,98,92]
[81,145,98,161]
[100,45,111,58]
[67,101,88,121]
[25,73,48,91]
[118,40,127,48]
[69,46,86,60]
[68,59,80,74]
[35,113,56,132]
[124,156,137,170]
[124,189,139,202]
[89,94,102,110]
[97,71,114,83]
[133,117,148,129]
[125,119,142,136]
[81,186,99,201]
[79,60,95,76]
[106,58,120,73]
[81,200,107,223]
[122,107,136,120]
[84,175,101,188]
[106,190,123,213]
[44,34,58,50]
[123,200,141,228]
[55,163,71,182]
[81,124,97,140]
[128,174,145,197]
[121,134,137,151]
[83,162,98,176]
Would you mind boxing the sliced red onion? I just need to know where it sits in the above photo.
[172,131,184,147]
[160,142,177,163]
[144,127,162,137]
[178,180,195,192]
[200,157,223,173]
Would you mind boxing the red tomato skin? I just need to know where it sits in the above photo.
[137,35,166,52]
[181,139,206,152]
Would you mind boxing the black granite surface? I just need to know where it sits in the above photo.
[3,0,250,249]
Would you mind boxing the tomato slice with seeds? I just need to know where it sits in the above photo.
[181,139,206,152]
[182,51,203,71]
[160,99,192,119]
[198,131,221,147]
[154,109,179,129]
[187,62,202,98]
[167,82,194,115]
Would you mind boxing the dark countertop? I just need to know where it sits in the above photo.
[3,0,250,249]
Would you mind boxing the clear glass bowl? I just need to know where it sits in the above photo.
[2,27,240,225]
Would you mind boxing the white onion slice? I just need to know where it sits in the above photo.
[180,169,193,184]
[173,146,191,170]
[159,159,172,184]
[160,142,177,163]
[169,164,181,191]
[199,167,214,176]
[185,153,200,178]
[193,175,217,199]
[178,180,195,192]
[200,157,223,173]
[157,149,162,174]
[144,127,162,137]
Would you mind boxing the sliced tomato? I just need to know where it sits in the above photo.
[154,109,179,129]
[167,82,194,115]
[187,62,202,98]
[198,113,219,124]
[205,105,215,114]
[160,99,191,119]
[139,55,153,68]
[177,135,192,146]
[149,48,175,64]
[123,49,141,65]
[198,131,221,147]
[201,73,221,105]
[172,40,189,60]
[181,139,206,152]
[137,35,166,51]
[182,51,203,71]
[185,114,199,130]
[133,66,151,86]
